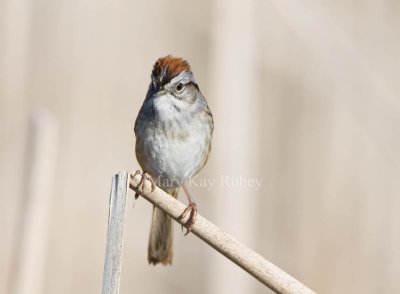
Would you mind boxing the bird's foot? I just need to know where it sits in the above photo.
[130,170,156,199]
[178,202,197,235]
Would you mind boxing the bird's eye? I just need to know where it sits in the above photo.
[175,82,184,92]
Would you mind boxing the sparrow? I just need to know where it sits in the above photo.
[134,56,214,265]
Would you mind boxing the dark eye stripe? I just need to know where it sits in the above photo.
[186,81,199,90]
[170,81,199,101]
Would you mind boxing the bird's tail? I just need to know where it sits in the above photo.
[148,188,179,265]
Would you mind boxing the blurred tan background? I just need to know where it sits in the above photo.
[1,0,400,293]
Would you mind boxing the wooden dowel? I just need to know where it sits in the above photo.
[129,171,316,294]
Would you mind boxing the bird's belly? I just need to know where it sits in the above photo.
[140,131,208,188]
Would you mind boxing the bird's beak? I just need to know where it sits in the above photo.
[153,89,167,98]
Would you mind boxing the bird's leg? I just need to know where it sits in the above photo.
[130,170,156,199]
[178,184,198,235]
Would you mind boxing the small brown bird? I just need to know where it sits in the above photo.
[134,56,214,265]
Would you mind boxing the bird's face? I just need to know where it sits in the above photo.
[145,56,204,117]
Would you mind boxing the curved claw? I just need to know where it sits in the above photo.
[130,170,141,187]
[178,203,197,235]
[149,178,156,192]
[132,170,142,178]
[130,170,156,198]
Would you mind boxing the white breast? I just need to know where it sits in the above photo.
[139,95,211,188]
